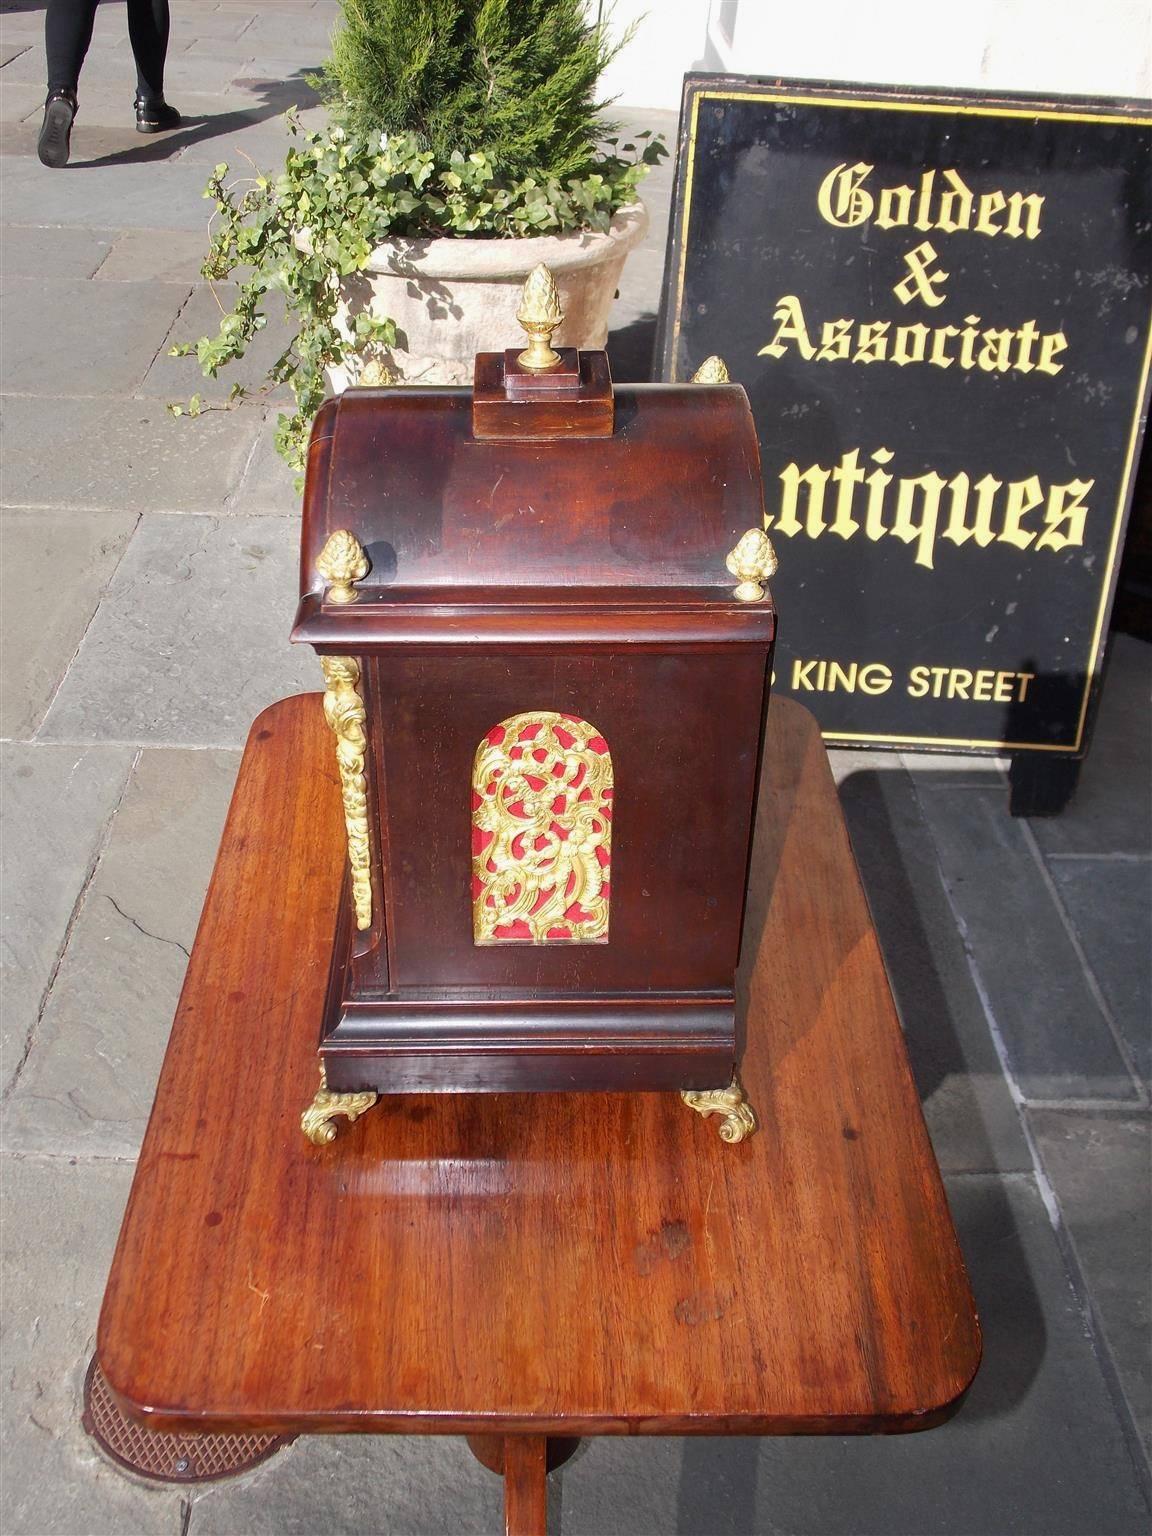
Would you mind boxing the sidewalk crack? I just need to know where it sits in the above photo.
[103,894,190,958]
[1,750,142,1106]
[135,283,195,394]
[223,410,265,513]
[33,512,142,741]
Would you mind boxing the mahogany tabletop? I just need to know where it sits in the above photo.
[98,693,980,1441]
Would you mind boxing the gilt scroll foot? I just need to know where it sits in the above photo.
[301,1067,378,1146]
[681,1076,758,1143]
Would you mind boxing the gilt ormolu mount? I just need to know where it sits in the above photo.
[293,266,778,1146]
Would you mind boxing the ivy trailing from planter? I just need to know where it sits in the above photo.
[171,121,664,475]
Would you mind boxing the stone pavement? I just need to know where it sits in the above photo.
[1,3,1149,1532]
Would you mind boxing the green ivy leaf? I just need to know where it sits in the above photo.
[175,114,665,471]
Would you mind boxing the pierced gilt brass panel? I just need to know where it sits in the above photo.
[471,711,612,945]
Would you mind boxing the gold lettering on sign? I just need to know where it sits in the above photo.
[789,658,1037,705]
[766,447,1094,571]
[893,241,949,307]
[908,666,1035,702]
[816,163,1045,239]
[471,712,612,945]
[791,658,894,695]
[758,296,1067,376]
[738,151,1094,592]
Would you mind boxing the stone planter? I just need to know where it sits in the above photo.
[326,202,648,390]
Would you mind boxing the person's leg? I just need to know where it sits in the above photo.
[39,0,97,166]
[126,0,181,130]
[126,0,169,100]
[44,0,99,94]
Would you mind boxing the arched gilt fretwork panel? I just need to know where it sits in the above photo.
[471,712,612,944]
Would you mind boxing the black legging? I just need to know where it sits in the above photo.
[46,0,170,99]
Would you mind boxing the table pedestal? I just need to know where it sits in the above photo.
[465,1437,580,1536]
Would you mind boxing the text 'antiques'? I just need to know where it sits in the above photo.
[759,163,1091,572]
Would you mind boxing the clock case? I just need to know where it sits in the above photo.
[292,338,776,1098]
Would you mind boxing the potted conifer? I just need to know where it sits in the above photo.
[176,0,663,472]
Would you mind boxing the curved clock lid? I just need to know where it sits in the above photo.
[297,381,767,601]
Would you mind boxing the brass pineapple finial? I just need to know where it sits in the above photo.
[726,529,778,603]
[317,529,369,604]
[516,263,564,371]
[692,355,730,383]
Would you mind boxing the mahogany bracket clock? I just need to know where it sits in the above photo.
[293,267,778,1147]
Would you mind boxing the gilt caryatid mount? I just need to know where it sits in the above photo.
[300,264,769,1148]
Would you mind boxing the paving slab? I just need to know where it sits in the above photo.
[0,394,263,513]
[836,761,1032,1172]
[221,66,322,116]
[227,54,329,87]
[0,42,113,90]
[826,746,906,786]
[0,80,44,125]
[0,120,189,163]
[8,84,227,129]
[10,88,239,131]
[190,1433,502,1536]
[1029,1107,1152,1464]
[0,155,224,231]
[3,746,240,1157]
[231,13,337,51]
[1030,635,1152,857]
[0,506,138,738]
[71,5,144,50]
[615,237,666,313]
[163,10,258,44]
[1048,858,1152,1083]
[0,224,114,279]
[0,742,134,1097]
[174,108,314,166]
[1,42,258,95]
[215,0,331,11]
[0,276,189,395]
[142,282,293,404]
[94,228,210,285]
[228,409,301,514]
[900,749,1010,784]
[0,11,42,40]
[916,782,1140,1101]
[0,1155,185,1536]
[605,109,675,357]
[0,99,266,165]
[39,514,317,747]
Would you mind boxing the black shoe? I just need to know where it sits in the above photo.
[37,90,76,168]
[135,95,181,133]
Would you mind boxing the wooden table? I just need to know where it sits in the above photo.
[98,694,981,1535]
